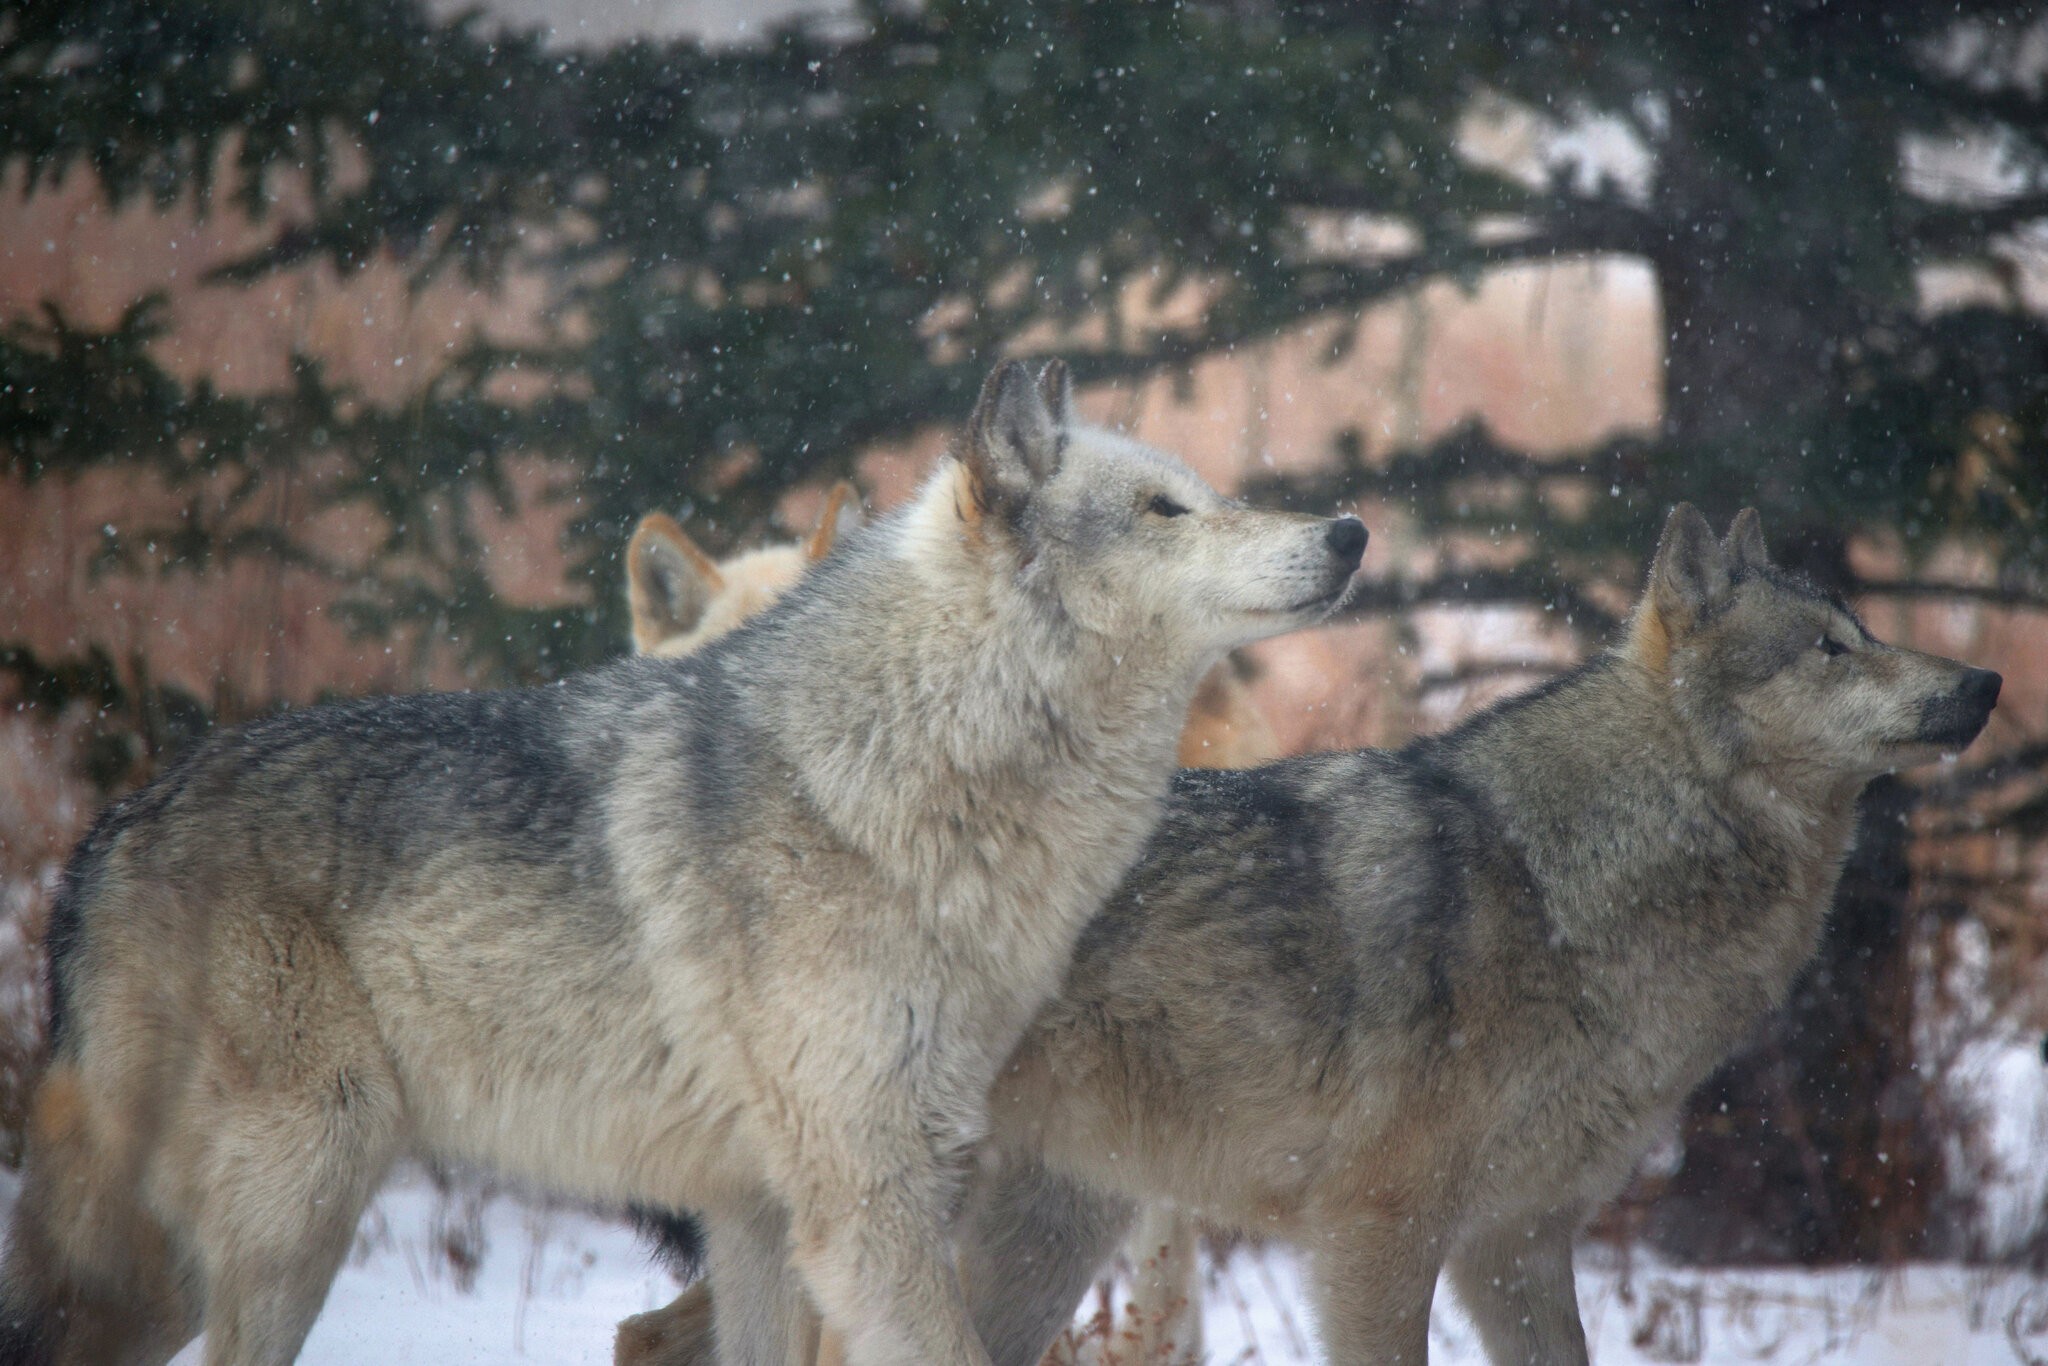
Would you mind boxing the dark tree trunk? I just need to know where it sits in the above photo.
[1642,222,1949,1262]
[1653,225,1839,455]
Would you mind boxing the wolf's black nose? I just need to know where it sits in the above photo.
[1326,516,1367,569]
[1920,668,2002,749]
[1960,668,2002,711]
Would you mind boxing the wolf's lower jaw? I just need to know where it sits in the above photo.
[1261,580,1354,617]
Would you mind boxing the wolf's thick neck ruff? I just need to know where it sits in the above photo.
[752,458,1216,900]
[691,461,1219,1088]
[1437,652,1858,1050]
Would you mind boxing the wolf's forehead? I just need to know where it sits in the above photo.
[1748,566,1870,636]
[1067,428,1208,492]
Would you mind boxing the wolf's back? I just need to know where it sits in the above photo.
[39,679,643,1059]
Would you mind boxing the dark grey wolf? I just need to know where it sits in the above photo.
[0,359,1367,1366]
[630,505,2001,1366]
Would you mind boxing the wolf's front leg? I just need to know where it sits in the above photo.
[1443,1207,1590,1366]
[1307,1211,1448,1365]
[783,1173,992,1366]
[704,1196,822,1366]
[955,1156,1136,1366]
[736,945,1003,1364]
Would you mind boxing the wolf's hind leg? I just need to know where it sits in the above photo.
[956,1158,1134,1366]
[1119,1205,1203,1366]
[186,1059,400,1366]
[787,1178,993,1366]
[1444,1208,1589,1366]
[172,917,403,1366]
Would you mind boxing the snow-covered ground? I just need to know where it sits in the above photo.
[109,1173,2048,1364]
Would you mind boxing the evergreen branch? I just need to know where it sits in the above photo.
[1912,741,2048,808]
[1331,567,1620,635]
[1901,192,2048,255]
[1853,577,2048,612]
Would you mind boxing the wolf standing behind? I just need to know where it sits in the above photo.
[624,480,863,660]
[0,359,1367,1366]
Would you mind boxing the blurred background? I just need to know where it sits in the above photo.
[2,0,2047,1357]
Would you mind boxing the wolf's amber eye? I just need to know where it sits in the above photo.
[1146,494,1190,518]
[1817,635,1849,657]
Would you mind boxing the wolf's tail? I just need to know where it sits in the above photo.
[0,1271,52,1366]
[3,795,197,1366]
[0,1089,66,1366]
[3,806,104,1366]
[0,1070,180,1366]
[0,1065,196,1366]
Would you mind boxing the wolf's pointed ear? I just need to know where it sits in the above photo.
[805,480,863,562]
[1631,503,1732,670]
[1036,358,1075,426]
[1645,503,1732,627]
[963,359,1065,511]
[1724,507,1769,577]
[627,513,722,653]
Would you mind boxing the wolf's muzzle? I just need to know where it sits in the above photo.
[1917,667,2002,748]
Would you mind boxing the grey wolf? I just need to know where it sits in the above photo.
[0,358,1368,1366]
[614,489,1284,1366]
[626,505,2001,1366]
